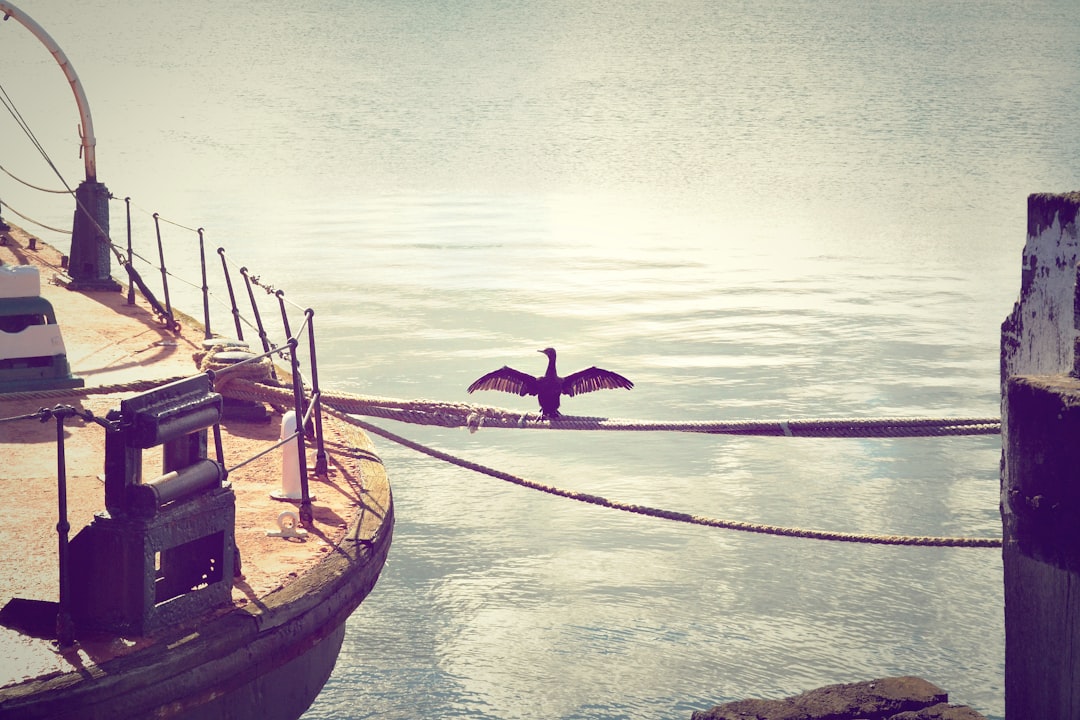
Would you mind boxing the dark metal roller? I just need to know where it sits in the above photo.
[129,458,224,517]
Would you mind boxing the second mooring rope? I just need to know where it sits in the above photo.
[216,381,1001,548]
[328,407,1001,548]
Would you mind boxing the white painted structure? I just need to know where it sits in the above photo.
[0,265,68,362]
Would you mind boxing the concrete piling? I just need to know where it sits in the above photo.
[1000,191,1080,720]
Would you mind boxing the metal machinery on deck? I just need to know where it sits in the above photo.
[70,375,236,635]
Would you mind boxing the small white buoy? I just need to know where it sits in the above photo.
[270,411,314,501]
[266,510,308,539]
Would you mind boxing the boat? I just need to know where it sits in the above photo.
[0,223,394,719]
[0,8,392,716]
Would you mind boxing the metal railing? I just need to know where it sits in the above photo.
[107,197,329,518]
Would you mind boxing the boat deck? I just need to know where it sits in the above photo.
[0,225,390,693]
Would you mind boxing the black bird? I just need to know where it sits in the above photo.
[467,347,633,419]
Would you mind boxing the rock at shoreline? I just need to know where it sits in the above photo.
[691,676,988,720]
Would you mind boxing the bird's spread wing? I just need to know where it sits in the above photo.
[561,367,633,396]
[467,366,539,396]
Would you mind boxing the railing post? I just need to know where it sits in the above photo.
[305,308,327,476]
[152,213,175,330]
[287,336,311,527]
[198,228,211,340]
[277,291,311,526]
[217,248,244,342]
[240,266,272,355]
[52,405,75,648]
[124,197,134,306]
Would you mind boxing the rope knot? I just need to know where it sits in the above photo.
[466,412,485,433]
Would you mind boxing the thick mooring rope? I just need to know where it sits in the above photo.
[217,380,1001,548]
[219,379,999,438]
[0,376,188,403]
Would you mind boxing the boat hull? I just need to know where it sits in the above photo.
[0,493,392,720]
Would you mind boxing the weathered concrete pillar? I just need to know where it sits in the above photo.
[1003,374,1080,717]
[1001,193,1080,379]
[67,180,120,291]
[1000,191,1080,719]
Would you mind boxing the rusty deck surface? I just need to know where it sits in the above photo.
[0,225,391,693]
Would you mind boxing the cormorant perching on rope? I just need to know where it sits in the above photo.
[467,347,633,419]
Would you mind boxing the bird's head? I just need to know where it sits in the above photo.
[537,347,556,359]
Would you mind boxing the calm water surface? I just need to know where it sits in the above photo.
[3,1,1080,717]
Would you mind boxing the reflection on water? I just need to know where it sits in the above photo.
[309,432,1003,719]
[3,0,1079,718]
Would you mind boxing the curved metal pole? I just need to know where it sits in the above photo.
[0,2,97,181]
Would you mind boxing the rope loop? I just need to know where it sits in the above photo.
[194,344,275,392]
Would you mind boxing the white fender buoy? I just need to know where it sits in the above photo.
[270,411,314,501]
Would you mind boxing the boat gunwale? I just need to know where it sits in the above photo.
[0,435,394,719]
